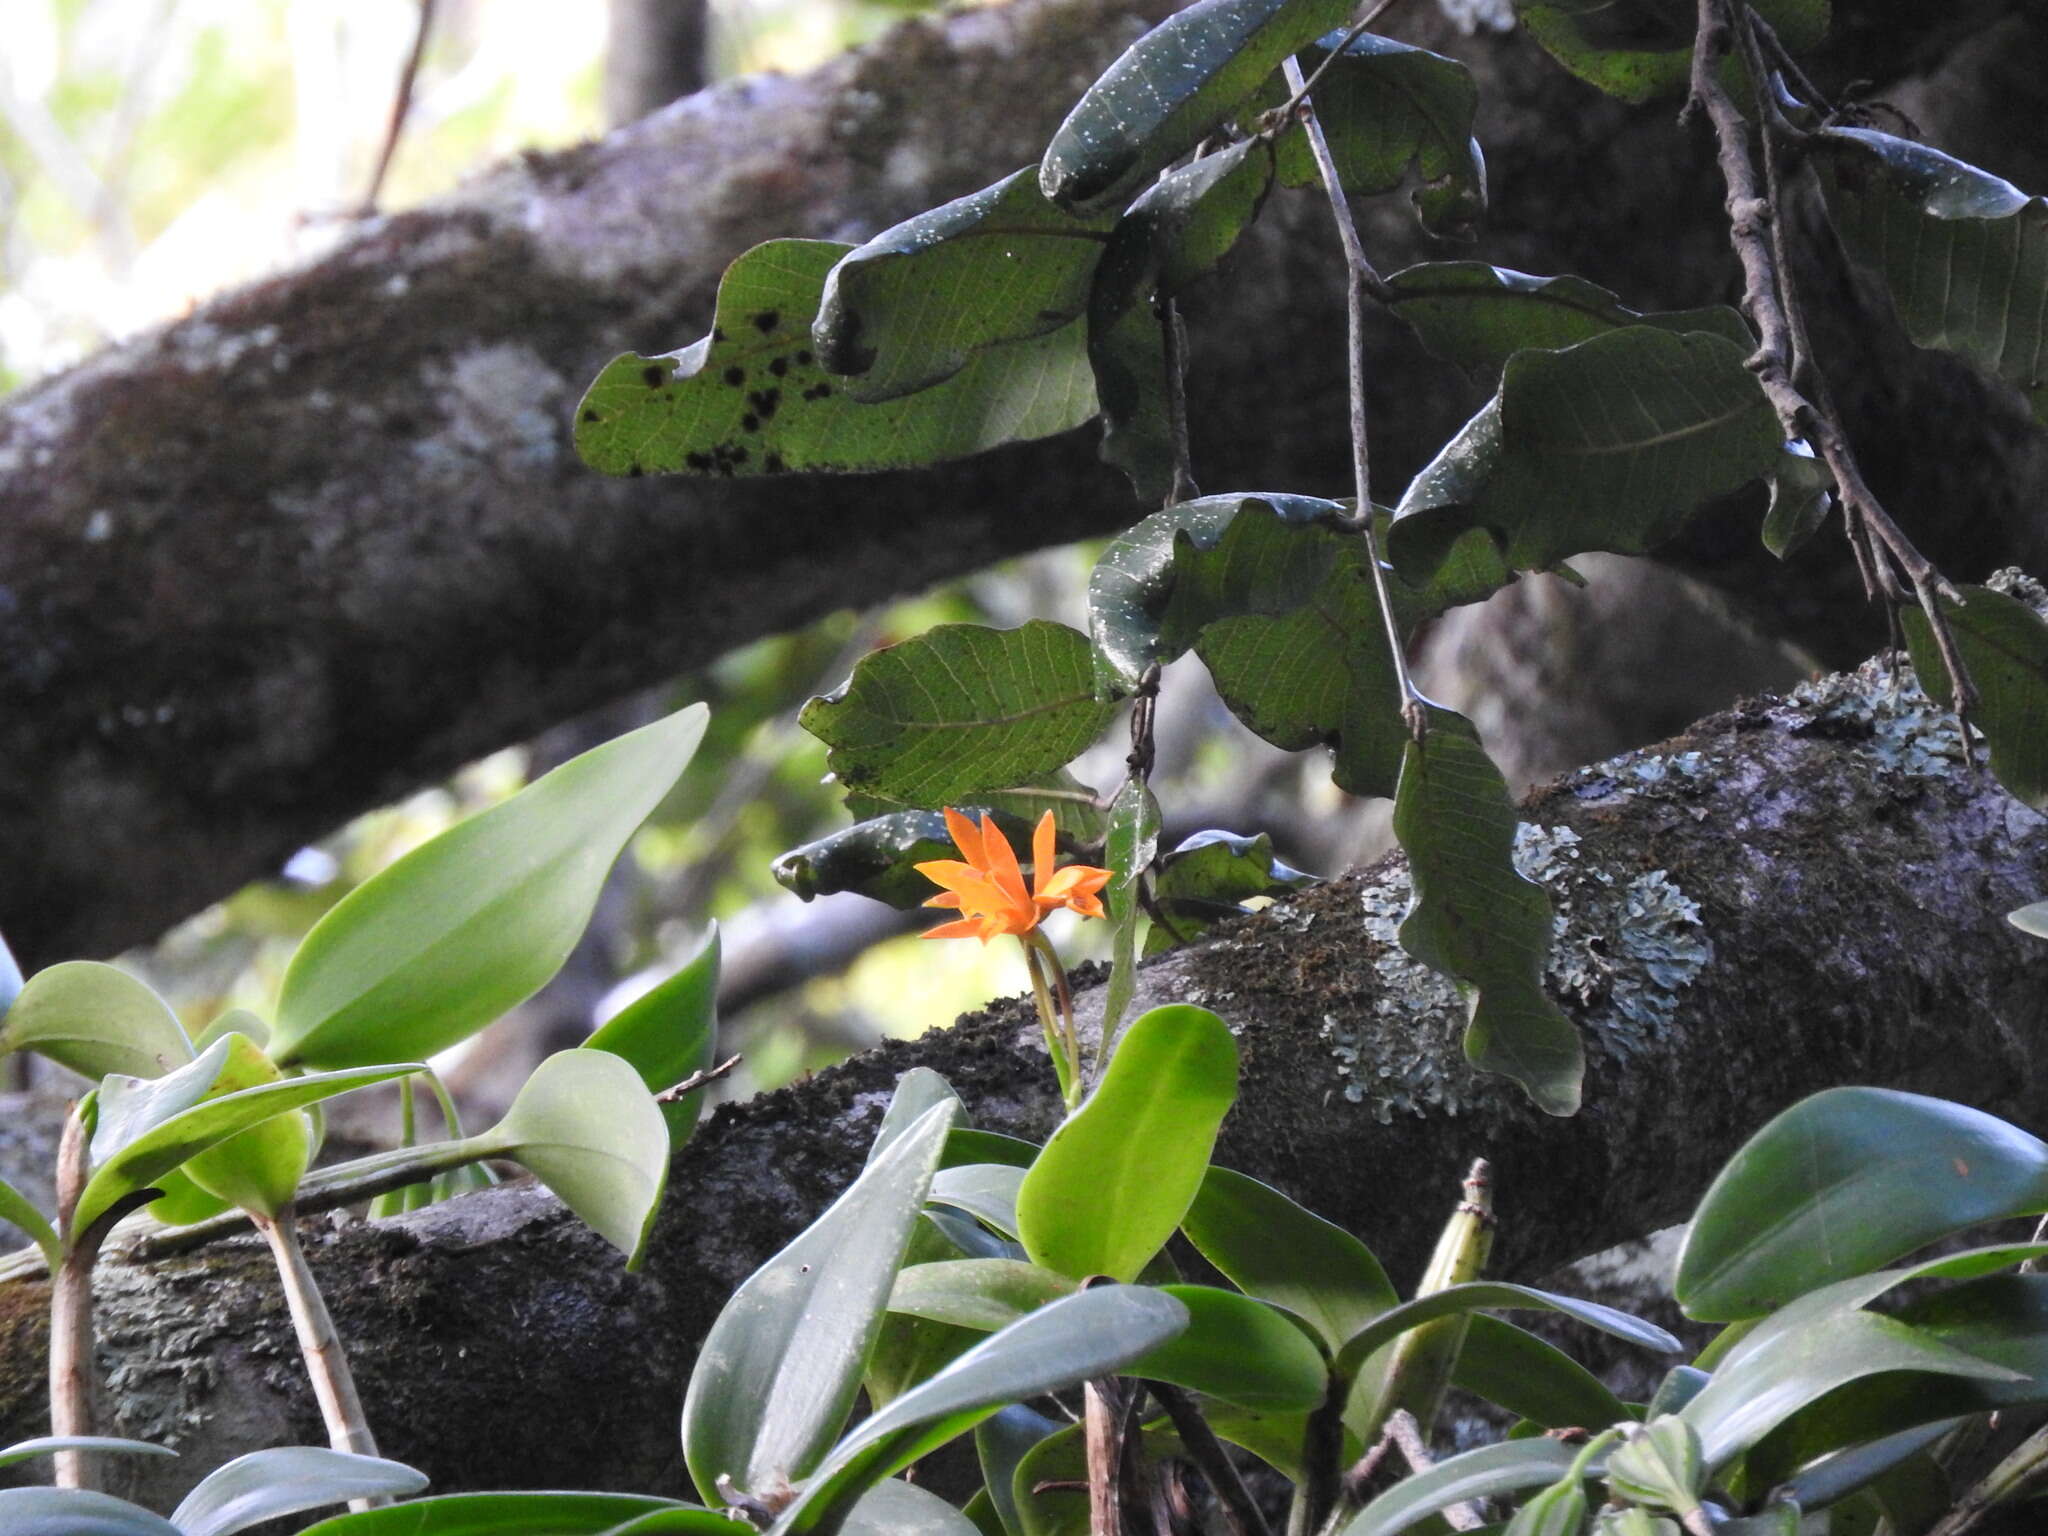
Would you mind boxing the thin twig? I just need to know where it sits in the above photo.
[357,0,440,217]
[1160,300,1200,505]
[1270,0,1408,124]
[656,1053,745,1104]
[1385,1411,1484,1530]
[1147,1380,1273,1536]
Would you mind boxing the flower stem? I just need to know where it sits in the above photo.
[1021,936,1082,1111]
[50,1102,97,1491]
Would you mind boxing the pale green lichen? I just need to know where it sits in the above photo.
[1782,651,1966,782]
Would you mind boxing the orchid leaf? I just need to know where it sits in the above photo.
[1513,0,1828,105]
[1454,1314,1630,1430]
[976,1405,1062,1536]
[801,621,1119,807]
[181,1033,314,1219]
[1332,1280,1678,1381]
[930,1162,1027,1240]
[0,1487,180,1535]
[1903,585,2048,810]
[815,169,1118,402]
[1342,1437,1585,1536]
[585,925,721,1141]
[1145,829,1318,956]
[577,242,1095,478]
[1131,1284,1328,1408]
[830,1479,983,1536]
[298,1493,721,1535]
[870,1070,968,1168]
[271,705,707,1068]
[0,1435,174,1469]
[1606,1417,1706,1515]
[0,1173,58,1269]
[171,1448,430,1536]
[0,930,19,1021]
[888,1258,1077,1331]
[0,960,192,1082]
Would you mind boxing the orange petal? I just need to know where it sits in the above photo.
[1031,812,1057,897]
[979,815,1028,905]
[942,807,985,866]
[923,890,965,909]
[921,916,993,941]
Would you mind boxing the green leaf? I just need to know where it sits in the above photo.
[1038,0,1354,216]
[0,1488,180,1535]
[930,1163,1027,1239]
[271,705,707,1069]
[814,169,1118,402]
[1675,1086,2048,1321]
[867,1222,984,1408]
[1504,1473,1590,1536]
[1017,1004,1238,1281]
[801,622,1119,809]
[0,1435,174,1469]
[1759,1418,1960,1514]
[1333,1281,1679,1381]
[773,811,961,908]
[1383,263,1751,379]
[889,1258,1078,1331]
[846,775,1107,847]
[832,1479,983,1536]
[1592,1512,1676,1536]
[1453,1315,1629,1430]
[1341,1437,1584,1536]
[977,1405,1062,1536]
[586,926,721,1141]
[1181,1165,1396,1353]
[75,1039,418,1240]
[181,1033,315,1218]
[2011,899,2048,938]
[683,1098,957,1505]
[1816,127,2048,421]
[0,961,192,1081]
[1145,830,1319,956]
[476,1049,670,1267]
[941,1129,1040,1172]
[0,1173,59,1269]
[1903,585,2048,810]
[576,242,1096,478]
[1761,439,1832,559]
[1390,328,1782,581]
[298,1493,722,1535]
[171,1448,430,1536]
[1513,0,1828,105]
[1605,1417,1705,1515]
[871,1070,968,1168]
[1090,141,1276,335]
[1392,717,1582,1115]
[596,1514,771,1536]
[1130,1283,1329,1408]
[772,1285,1189,1535]
[1100,779,1160,1047]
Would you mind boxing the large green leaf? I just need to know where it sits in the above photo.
[0,961,192,1081]
[867,1220,984,1408]
[771,1285,1189,1535]
[1513,0,1829,105]
[1129,1283,1329,1408]
[1453,1315,1630,1430]
[1332,1280,1679,1381]
[1341,1437,1585,1536]
[888,1258,1076,1332]
[1392,718,1581,1116]
[976,1405,1062,1536]
[171,1448,429,1536]
[270,705,707,1069]
[1038,0,1354,216]
[1144,830,1319,956]
[298,1493,727,1535]
[801,622,1119,808]
[1816,128,2048,421]
[814,169,1118,402]
[474,1049,670,1267]
[577,242,1095,478]
[0,1488,180,1535]
[1016,1004,1238,1281]
[1384,262,1751,378]
[1903,585,2048,810]
[833,1479,983,1536]
[1181,1165,1396,1353]
[585,926,721,1141]
[1676,1087,2048,1321]
[1389,327,1781,581]
[683,1098,957,1505]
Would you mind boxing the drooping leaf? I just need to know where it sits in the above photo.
[1903,585,2048,810]
[298,1492,724,1535]
[1816,127,2048,421]
[772,812,961,908]
[0,1174,59,1269]
[586,926,721,1141]
[0,1487,180,1535]
[1383,262,1751,378]
[270,705,707,1069]
[1392,717,1582,1115]
[1038,0,1354,216]
[1513,0,1829,105]
[801,622,1120,809]
[577,242,1096,478]
[1332,1281,1679,1381]
[814,169,1118,402]
[1761,439,1833,559]
[0,961,192,1081]
[181,1033,315,1219]
[683,1099,957,1506]
[171,1448,430,1536]
[1453,1315,1630,1430]
[1390,327,1782,582]
[1016,1004,1238,1281]
[476,1049,670,1267]
[1129,1284,1329,1408]
[1341,1437,1585,1536]
[1675,1086,2048,1321]
[1100,779,1161,1046]
[0,1435,175,1469]
[1145,830,1319,956]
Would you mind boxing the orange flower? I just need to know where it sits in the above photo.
[916,808,1112,942]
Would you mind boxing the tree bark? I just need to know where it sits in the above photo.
[4,0,2046,967]
[4,638,2047,1503]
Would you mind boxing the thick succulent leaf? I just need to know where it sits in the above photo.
[1392,716,1582,1116]
[297,1493,725,1535]
[1453,1314,1630,1429]
[577,241,1095,477]
[683,1099,957,1504]
[870,1070,968,1168]
[1017,1004,1238,1282]
[976,1405,1062,1536]
[598,1515,775,1536]
[1145,829,1319,956]
[801,622,1119,808]
[1332,1280,1678,1381]
[1775,1424,1956,1522]
[888,1257,1077,1331]
[0,960,192,1081]
[865,1216,985,1409]
[1816,127,2048,420]
[1904,585,2048,810]
[1182,1165,1396,1353]
[1675,1087,2048,1321]
[1514,0,1829,105]
[0,1435,175,1469]
[271,705,707,1068]
[1129,1283,1329,1407]
[1038,0,1354,216]
[1384,262,1750,378]
[930,1162,1027,1239]
[2012,899,2048,938]
[1100,779,1160,1045]
[171,1448,430,1536]
[773,1286,1188,1535]
[1390,327,1782,580]
[0,1488,180,1535]
[1341,1437,1585,1536]
[831,1479,983,1536]
[477,1049,670,1267]
[1009,1419,1196,1536]
[814,169,1119,402]
[586,926,721,1141]
[0,1173,59,1269]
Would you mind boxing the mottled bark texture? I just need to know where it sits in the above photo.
[3,645,2046,1502]
[5,0,2047,966]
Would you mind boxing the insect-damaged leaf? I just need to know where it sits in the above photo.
[1393,714,1581,1116]
[1817,128,2048,422]
[576,241,1095,478]
[801,621,1119,808]
[814,169,1120,403]
[1388,326,1781,582]
[1903,585,2048,811]
[1513,0,1828,106]
[1039,0,1354,217]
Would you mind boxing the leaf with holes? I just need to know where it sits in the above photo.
[1904,585,2048,810]
[577,241,1096,478]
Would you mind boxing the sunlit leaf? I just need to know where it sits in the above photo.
[298,1492,722,1535]
[1017,1005,1238,1281]
[1145,830,1318,956]
[171,1448,429,1536]
[1513,0,1828,105]
[1130,1283,1328,1407]
[1341,1437,1585,1536]
[577,242,1095,478]
[271,705,707,1069]
[1904,585,2048,810]
[586,926,721,1141]
[0,961,192,1082]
